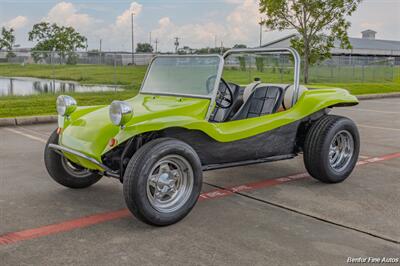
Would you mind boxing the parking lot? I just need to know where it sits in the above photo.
[1,98,399,265]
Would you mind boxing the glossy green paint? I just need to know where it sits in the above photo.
[59,94,210,163]
[58,88,358,170]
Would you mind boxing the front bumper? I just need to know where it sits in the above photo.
[48,144,119,178]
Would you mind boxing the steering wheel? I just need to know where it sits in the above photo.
[206,75,233,109]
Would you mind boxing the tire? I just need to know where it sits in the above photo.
[44,130,102,189]
[303,115,360,183]
[123,138,203,226]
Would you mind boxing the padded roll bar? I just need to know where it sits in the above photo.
[223,48,301,107]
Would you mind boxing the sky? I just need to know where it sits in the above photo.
[1,0,399,52]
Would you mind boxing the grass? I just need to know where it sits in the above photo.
[0,91,137,118]
[0,63,399,118]
[0,64,148,88]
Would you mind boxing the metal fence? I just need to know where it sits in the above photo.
[224,53,399,84]
[0,51,154,66]
[0,50,398,85]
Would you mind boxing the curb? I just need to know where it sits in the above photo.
[0,92,399,127]
[356,92,400,100]
[0,115,58,127]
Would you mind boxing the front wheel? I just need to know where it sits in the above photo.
[303,115,360,183]
[123,138,203,226]
[44,130,102,189]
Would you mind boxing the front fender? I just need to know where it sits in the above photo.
[58,105,107,128]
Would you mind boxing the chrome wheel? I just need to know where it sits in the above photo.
[146,155,194,213]
[329,130,355,172]
[61,157,92,178]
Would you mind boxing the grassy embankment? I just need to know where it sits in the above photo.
[0,64,399,118]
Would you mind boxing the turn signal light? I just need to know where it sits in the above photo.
[109,138,118,147]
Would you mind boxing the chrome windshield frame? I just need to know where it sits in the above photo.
[223,47,301,107]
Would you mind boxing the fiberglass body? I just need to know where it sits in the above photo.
[56,48,358,175]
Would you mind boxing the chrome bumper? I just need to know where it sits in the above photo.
[48,144,119,177]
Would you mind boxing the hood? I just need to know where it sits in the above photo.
[59,94,210,161]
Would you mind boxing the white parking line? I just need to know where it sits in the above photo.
[341,108,399,114]
[4,128,47,144]
[358,124,400,132]
[17,126,50,138]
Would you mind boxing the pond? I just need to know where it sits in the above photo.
[0,77,122,96]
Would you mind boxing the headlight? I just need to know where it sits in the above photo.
[56,95,77,117]
[109,101,133,127]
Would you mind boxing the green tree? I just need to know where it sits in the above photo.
[28,22,86,64]
[0,27,15,58]
[233,44,247,49]
[259,0,362,83]
[136,43,153,53]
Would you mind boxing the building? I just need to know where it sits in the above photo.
[262,30,400,65]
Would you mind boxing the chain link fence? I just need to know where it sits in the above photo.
[0,50,398,86]
[0,50,154,66]
[224,53,399,84]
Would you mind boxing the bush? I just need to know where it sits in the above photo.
[238,56,246,71]
[66,52,79,65]
[255,57,264,72]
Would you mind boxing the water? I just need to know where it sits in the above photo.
[0,77,122,96]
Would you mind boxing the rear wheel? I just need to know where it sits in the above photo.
[123,138,203,226]
[44,130,102,188]
[303,115,360,183]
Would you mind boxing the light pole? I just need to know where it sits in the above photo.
[154,39,159,54]
[131,12,135,65]
[259,18,263,47]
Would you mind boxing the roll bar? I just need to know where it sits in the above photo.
[223,47,301,107]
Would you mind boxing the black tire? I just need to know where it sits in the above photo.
[44,130,102,189]
[123,138,203,226]
[303,115,360,183]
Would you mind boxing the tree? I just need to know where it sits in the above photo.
[28,22,86,64]
[0,27,15,57]
[233,44,247,49]
[259,0,362,83]
[136,43,153,53]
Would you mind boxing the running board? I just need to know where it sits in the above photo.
[202,154,296,171]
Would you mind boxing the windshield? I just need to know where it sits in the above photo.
[141,56,222,98]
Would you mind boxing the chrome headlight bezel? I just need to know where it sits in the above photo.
[56,95,77,117]
[109,101,133,127]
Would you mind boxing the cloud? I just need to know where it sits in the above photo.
[43,1,96,31]
[94,2,143,50]
[3,16,28,29]
[224,0,243,4]
[152,17,224,50]
[225,0,261,42]
[151,0,262,50]
[115,2,143,28]
[40,1,143,50]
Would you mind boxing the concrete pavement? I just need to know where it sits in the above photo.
[0,98,399,265]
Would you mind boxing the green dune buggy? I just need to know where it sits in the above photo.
[44,48,360,226]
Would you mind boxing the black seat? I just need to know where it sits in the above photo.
[210,83,243,122]
[230,86,283,121]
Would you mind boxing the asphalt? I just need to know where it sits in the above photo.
[0,98,399,266]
